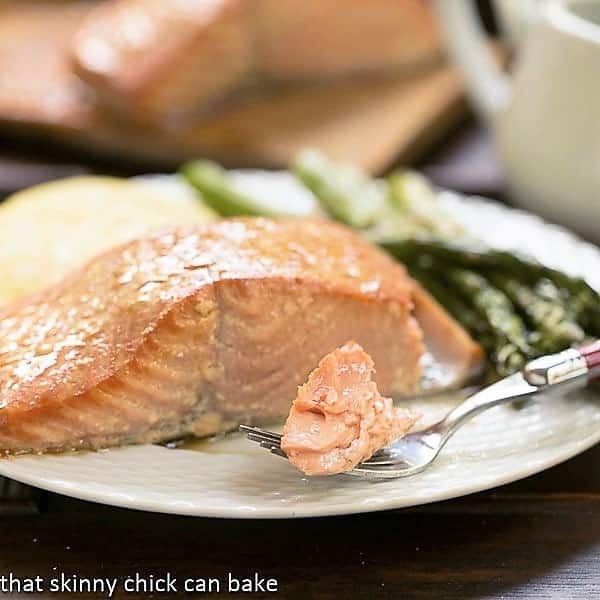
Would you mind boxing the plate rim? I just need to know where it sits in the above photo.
[0,429,598,519]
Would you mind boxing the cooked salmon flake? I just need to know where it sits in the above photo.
[281,341,419,476]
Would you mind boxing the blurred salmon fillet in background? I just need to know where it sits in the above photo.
[0,1,449,167]
[71,0,255,126]
[70,0,441,125]
[255,0,440,81]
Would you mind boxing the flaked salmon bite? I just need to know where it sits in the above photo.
[281,341,419,476]
[0,218,481,454]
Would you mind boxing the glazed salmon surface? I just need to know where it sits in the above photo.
[281,341,419,476]
[0,218,433,454]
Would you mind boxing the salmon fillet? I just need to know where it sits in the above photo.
[412,283,484,390]
[70,0,440,126]
[281,341,418,476]
[256,0,440,81]
[0,218,437,454]
[0,218,483,455]
[71,0,254,126]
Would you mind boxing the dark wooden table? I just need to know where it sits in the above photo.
[0,123,598,600]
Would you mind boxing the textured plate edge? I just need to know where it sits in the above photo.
[0,430,599,519]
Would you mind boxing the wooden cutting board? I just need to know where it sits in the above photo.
[194,65,469,172]
[0,0,468,184]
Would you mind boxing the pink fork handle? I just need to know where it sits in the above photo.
[579,340,600,381]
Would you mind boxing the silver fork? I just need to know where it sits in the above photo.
[241,343,600,479]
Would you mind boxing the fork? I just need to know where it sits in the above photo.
[241,341,600,479]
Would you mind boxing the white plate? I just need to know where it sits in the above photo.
[1,172,599,519]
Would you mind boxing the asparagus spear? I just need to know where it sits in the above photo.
[410,266,495,350]
[181,160,281,218]
[383,238,593,294]
[446,268,531,375]
[490,274,586,354]
[387,171,464,239]
[292,150,386,228]
[383,238,600,333]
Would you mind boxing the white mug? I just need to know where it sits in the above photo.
[434,0,600,241]
[494,0,549,46]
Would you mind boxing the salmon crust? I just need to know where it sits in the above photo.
[0,218,431,454]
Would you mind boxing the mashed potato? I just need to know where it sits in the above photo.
[0,176,215,306]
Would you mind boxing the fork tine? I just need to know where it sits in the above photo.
[255,430,282,442]
[246,432,282,449]
[240,424,281,438]
[353,462,406,472]
[239,425,282,442]
[360,456,399,466]
[258,439,276,448]
[348,465,413,479]
[265,445,288,459]
[246,432,269,443]
[247,435,274,448]
[254,441,287,459]
[253,431,282,444]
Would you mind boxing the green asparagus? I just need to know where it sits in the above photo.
[386,171,464,240]
[446,268,531,375]
[181,160,281,218]
[292,150,386,228]
[410,266,495,351]
[490,274,586,354]
[383,237,600,332]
